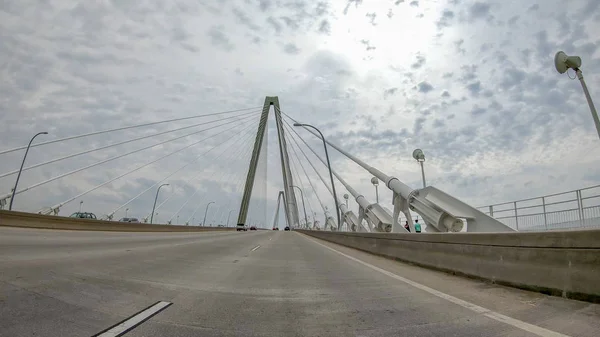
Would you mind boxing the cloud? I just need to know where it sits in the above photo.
[410,1,419,7]
[318,20,331,34]
[283,43,301,55]
[469,2,492,21]
[411,54,426,69]
[366,12,377,25]
[384,87,398,98]
[207,26,234,51]
[418,81,434,93]
[360,39,376,51]
[466,81,482,96]
[437,9,455,29]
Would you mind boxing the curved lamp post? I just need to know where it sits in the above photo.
[292,185,309,229]
[150,183,169,224]
[202,201,215,226]
[293,123,341,229]
[9,131,48,210]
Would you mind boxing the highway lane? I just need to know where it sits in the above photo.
[0,227,598,336]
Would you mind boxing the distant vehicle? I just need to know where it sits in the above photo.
[236,224,247,231]
[284,226,290,231]
[217,225,225,227]
[272,227,279,230]
[70,212,97,219]
[250,226,257,230]
[119,217,140,223]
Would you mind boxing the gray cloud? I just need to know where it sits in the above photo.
[267,16,282,34]
[383,87,398,98]
[466,81,482,96]
[410,1,419,7]
[366,12,377,25]
[207,26,234,51]
[283,43,301,55]
[318,19,331,34]
[418,81,434,93]
[411,54,426,69]
[437,9,455,29]
[360,39,376,51]
[469,2,491,21]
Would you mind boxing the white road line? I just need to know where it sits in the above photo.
[94,301,172,337]
[251,245,261,252]
[302,235,571,337]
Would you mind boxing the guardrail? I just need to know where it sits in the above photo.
[0,210,234,232]
[298,229,600,303]
[477,185,600,231]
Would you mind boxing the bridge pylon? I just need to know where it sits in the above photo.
[237,97,300,228]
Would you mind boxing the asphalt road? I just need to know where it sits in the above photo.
[0,227,598,337]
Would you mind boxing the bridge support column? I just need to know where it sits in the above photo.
[237,97,300,228]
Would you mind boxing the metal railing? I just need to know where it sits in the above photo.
[477,185,600,231]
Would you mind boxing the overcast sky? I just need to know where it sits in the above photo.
[1,0,600,227]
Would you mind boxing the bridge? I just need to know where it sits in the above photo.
[1,96,599,336]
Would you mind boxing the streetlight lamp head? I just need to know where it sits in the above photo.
[343,193,349,200]
[555,51,582,74]
[293,122,302,127]
[370,177,379,186]
[165,183,170,186]
[41,132,49,135]
[412,148,425,162]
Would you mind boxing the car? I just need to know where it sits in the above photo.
[272,227,279,230]
[250,226,257,230]
[70,212,97,219]
[284,226,290,231]
[236,224,248,231]
[217,225,225,227]
[119,217,140,223]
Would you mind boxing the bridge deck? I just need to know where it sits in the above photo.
[0,227,598,336]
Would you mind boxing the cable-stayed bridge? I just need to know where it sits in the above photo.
[0,96,599,336]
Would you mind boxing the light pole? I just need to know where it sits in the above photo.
[202,201,215,226]
[9,131,48,210]
[412,149,426,188]
[294,123,341,229]
[554,51,600,140]
[371,177,379,203]
[226,209,236,227]
[79,200,84,213]
[343,193,349,208]
[150,183,169,224]
[176,215,179,224]
[292,185,309,229]
[125,208,129,217]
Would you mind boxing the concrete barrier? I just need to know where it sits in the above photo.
[298,229,600,303]
[0,210,234,232]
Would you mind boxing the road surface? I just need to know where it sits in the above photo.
[0,227,598,336]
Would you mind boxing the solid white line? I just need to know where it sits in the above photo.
[251,245,261,252]
[96,301,172,337]
[302,235,571,337]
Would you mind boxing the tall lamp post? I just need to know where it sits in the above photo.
[343,193,349,207]
[293,123,341,229]
[371,177,379,203]
[412,149,426,188]
[226,209,236,227]
[202,201,215,226]
[292,185,309,229]
[150,183,169,224]
[125,207,129,217]
[80,200,84,213]
[9,131,48,210]
[554,51,600,140]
